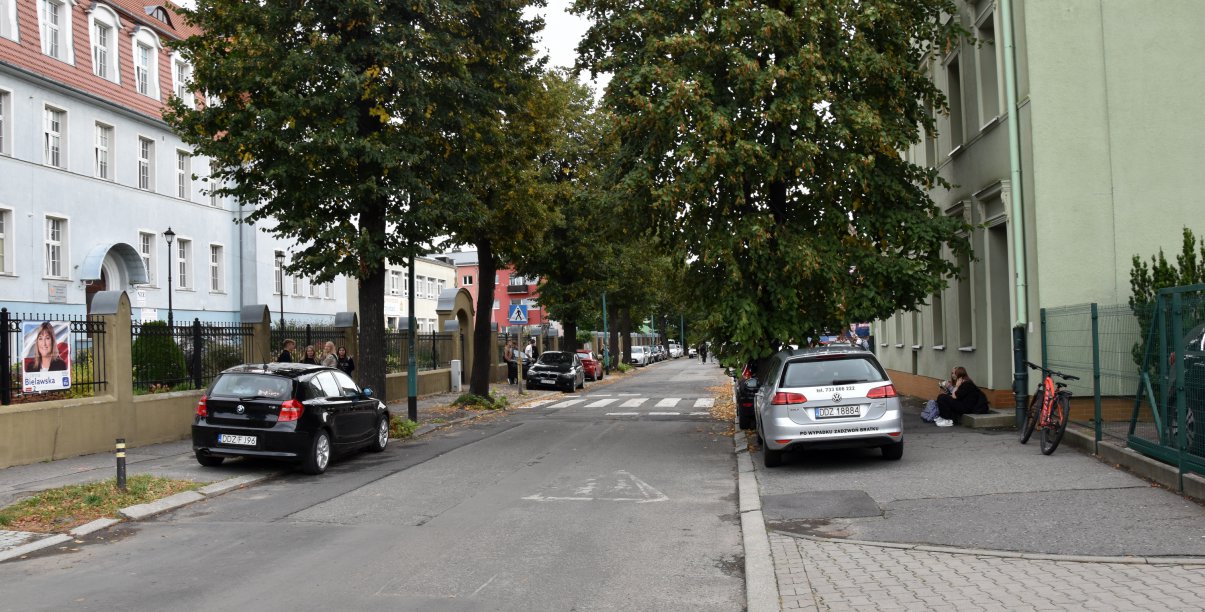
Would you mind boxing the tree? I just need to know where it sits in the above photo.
[166,1,458,398]
[574,0,973,366]
[1129,227,1205,367]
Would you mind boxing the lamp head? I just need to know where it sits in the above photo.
[163,227,175,245]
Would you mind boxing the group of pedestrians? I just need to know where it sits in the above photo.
[503,337,539,385]
[275,338,355,378]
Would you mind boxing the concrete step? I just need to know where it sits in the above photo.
[960,409,1015,429]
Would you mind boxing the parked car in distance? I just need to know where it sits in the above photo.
[651,345,665,362]
[630,346,652,366]
[192,363,390,475]
[576,349,604,381]
[527,351,586,392]
[749,345,902,467]
[668,342,683,358]
[688,346,698,358]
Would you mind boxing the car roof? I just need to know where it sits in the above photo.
[220,363,333,379]
[779,345,870,360]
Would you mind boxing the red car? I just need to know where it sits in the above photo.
[576,350,604,381]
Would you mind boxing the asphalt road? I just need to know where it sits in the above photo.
[0,359,742,612]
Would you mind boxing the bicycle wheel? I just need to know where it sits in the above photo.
[1040,394,1071,455]
[1020,389,1041,444]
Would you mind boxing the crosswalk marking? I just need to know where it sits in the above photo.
[620,398,645,408]
[586,398,618,408]
[649,411,680,416]
[655,398,680,408]
[693,398,715,409]
[549,399,586,409]
[606,412,639,416]
[689,411,709,416]
[604,411,712,417]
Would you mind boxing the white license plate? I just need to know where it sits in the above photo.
[542,378,557,384]
[816,406,861,419]
[218,434,257,446]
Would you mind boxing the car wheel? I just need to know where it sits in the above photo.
[301,430,331,475]
[195,451,224,467]
[881,440,904,461]
[764,447,784,468]
[368,416,389,453]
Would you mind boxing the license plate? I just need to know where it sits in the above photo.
[543,378,557,384]
[815,406,861,419]
[218,434,257,446]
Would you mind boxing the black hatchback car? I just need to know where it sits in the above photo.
[526,351,586,392]
[192,363,390,474]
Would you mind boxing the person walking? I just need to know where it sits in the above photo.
[505,340,519,385]
[321,341,338,368]
[699,342,708,364]
[276,339,296,363]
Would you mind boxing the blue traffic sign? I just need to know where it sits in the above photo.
[508,304,529,324]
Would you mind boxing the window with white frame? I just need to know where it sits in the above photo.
[0,0,17,42]
[976,12,1000,124]
[308,277,317,297]
[0,209,11,274]
[177,238,191,289]
[292,273,300,296]
[492,300,499,310]
[39,0,74,63]
[437,279,446,296]
[209,244,223,292]
[0,90,9,156]
[139,231,155,285]
[389,270,401,295]
[402,273,409,298]
[172,56,194,108]
[175,150,190,199]
[94,123,113,180]
[90,7,121,83]
[132,29,162,99]
[44,216,66,278]
[273,257,283,294]
[43,106,65,168]
[461,275,473,286]
[138,137,154,190]
[324,282,332,299]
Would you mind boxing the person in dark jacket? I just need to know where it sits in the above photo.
[336,346,355,378]
[299,345,319,365]
[935,366,990,426]
[276,339,296,363]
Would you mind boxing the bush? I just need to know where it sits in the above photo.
[617,363,633,373]
[452,392,508,410]
[132,321,188,388]
[389,417,418,438]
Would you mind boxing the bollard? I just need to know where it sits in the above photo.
[115,438,127,491]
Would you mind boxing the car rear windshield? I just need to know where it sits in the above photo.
[210,374,292,400]
[780,356,887,388]
[540,352,573,365]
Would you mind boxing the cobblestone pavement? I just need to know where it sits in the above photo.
[771,532,1205,611]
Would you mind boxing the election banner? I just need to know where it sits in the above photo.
[21,321,71,393]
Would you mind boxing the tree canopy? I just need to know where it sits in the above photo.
[574,0,973,364]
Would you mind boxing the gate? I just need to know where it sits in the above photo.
[1129,283,1205,477]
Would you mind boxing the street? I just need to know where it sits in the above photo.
[0,359,742,612]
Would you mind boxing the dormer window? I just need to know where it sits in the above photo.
[39,0,76,64]
[145,5,173,27]
[89,5,122,83]
[172,55,194,108]
[131,27,163,100]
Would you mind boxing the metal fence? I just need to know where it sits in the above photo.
[1,309,107,405]
[131,319,253,393]
[270,323,344,358]
[383,331,457,373]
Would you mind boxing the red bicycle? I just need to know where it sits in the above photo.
[1020,361,1079,455]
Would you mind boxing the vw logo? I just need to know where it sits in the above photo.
[832,393,842,403]
[236,404,246,415]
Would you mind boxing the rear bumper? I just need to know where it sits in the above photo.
[192,423,311,461]
[761,411,903,451]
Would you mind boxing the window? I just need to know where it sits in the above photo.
[43,107,64,168]
[177,239,191,289]
[389,270,401,295]
[957,250,973,347]
[0,0,17,42]
[0,90,9,156]
[39,0,73,63]
[946,55,964,150]
[138,137,154,190]
[91,19,117,81]
[437,278,446,296]
[94,123,113,180]
[324,282,332,299]
[402,274,409,298]
[292,273,300,296]
[136,44,151,95]
[932,291,945,347]
[209,244,223,292]
[44,216,65,278]
[308,278,317,297]
[172,57,194,108]
[139,231,156,285]
[492,300,499,310]
[176,150,190,199]
[273,257,283,294]
[0,209,11,274]
[462,275,474,286]
[131,29,162,99]
[976,13,1000,123]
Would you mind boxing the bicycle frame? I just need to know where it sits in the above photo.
[1037,375,1056,427]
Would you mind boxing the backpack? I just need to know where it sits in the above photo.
[921,400,940,423]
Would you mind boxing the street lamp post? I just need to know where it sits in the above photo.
[274,250,285,329]
[163,227,175,327]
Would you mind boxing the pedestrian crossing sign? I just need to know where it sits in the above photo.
[508,304,529,324]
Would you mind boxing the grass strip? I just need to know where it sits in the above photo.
[0,475,203,533]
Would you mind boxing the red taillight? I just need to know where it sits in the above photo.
[740,401,753,408]
[279,399,304,422]
[196,394,208,417]
[771,392,807,405]
[867,384,897,399]
[742,364,752,379]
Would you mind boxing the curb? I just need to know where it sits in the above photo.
[735,429,783,612]
[0,471,278,563]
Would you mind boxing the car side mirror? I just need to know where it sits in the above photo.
[362,387,375,398]
[743,378,759,392]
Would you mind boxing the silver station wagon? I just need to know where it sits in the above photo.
[748,346,903,467]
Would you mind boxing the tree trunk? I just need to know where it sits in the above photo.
[619,307,632,364]
[563,319,578,351]
[608,300,619,369]
[358,207,388,401]
[470,237,497,396]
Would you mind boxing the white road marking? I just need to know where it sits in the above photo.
[520,399,558,409]
[617,392,640,396]
[689,411,710,416]
[649,412,680,416]
[586,398,619,408]
[655,398,680,408]
[605,412,639,416]
[620,398,646,408]
[470,574,498,597]
[693,397,715,409]
[549,399,586,409]
[523,470,668,503]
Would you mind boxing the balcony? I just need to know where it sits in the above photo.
[506,283,530,294]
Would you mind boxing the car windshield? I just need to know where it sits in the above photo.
[539,352,573,365]
[780,356,887,388]
[210,374,292,399]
